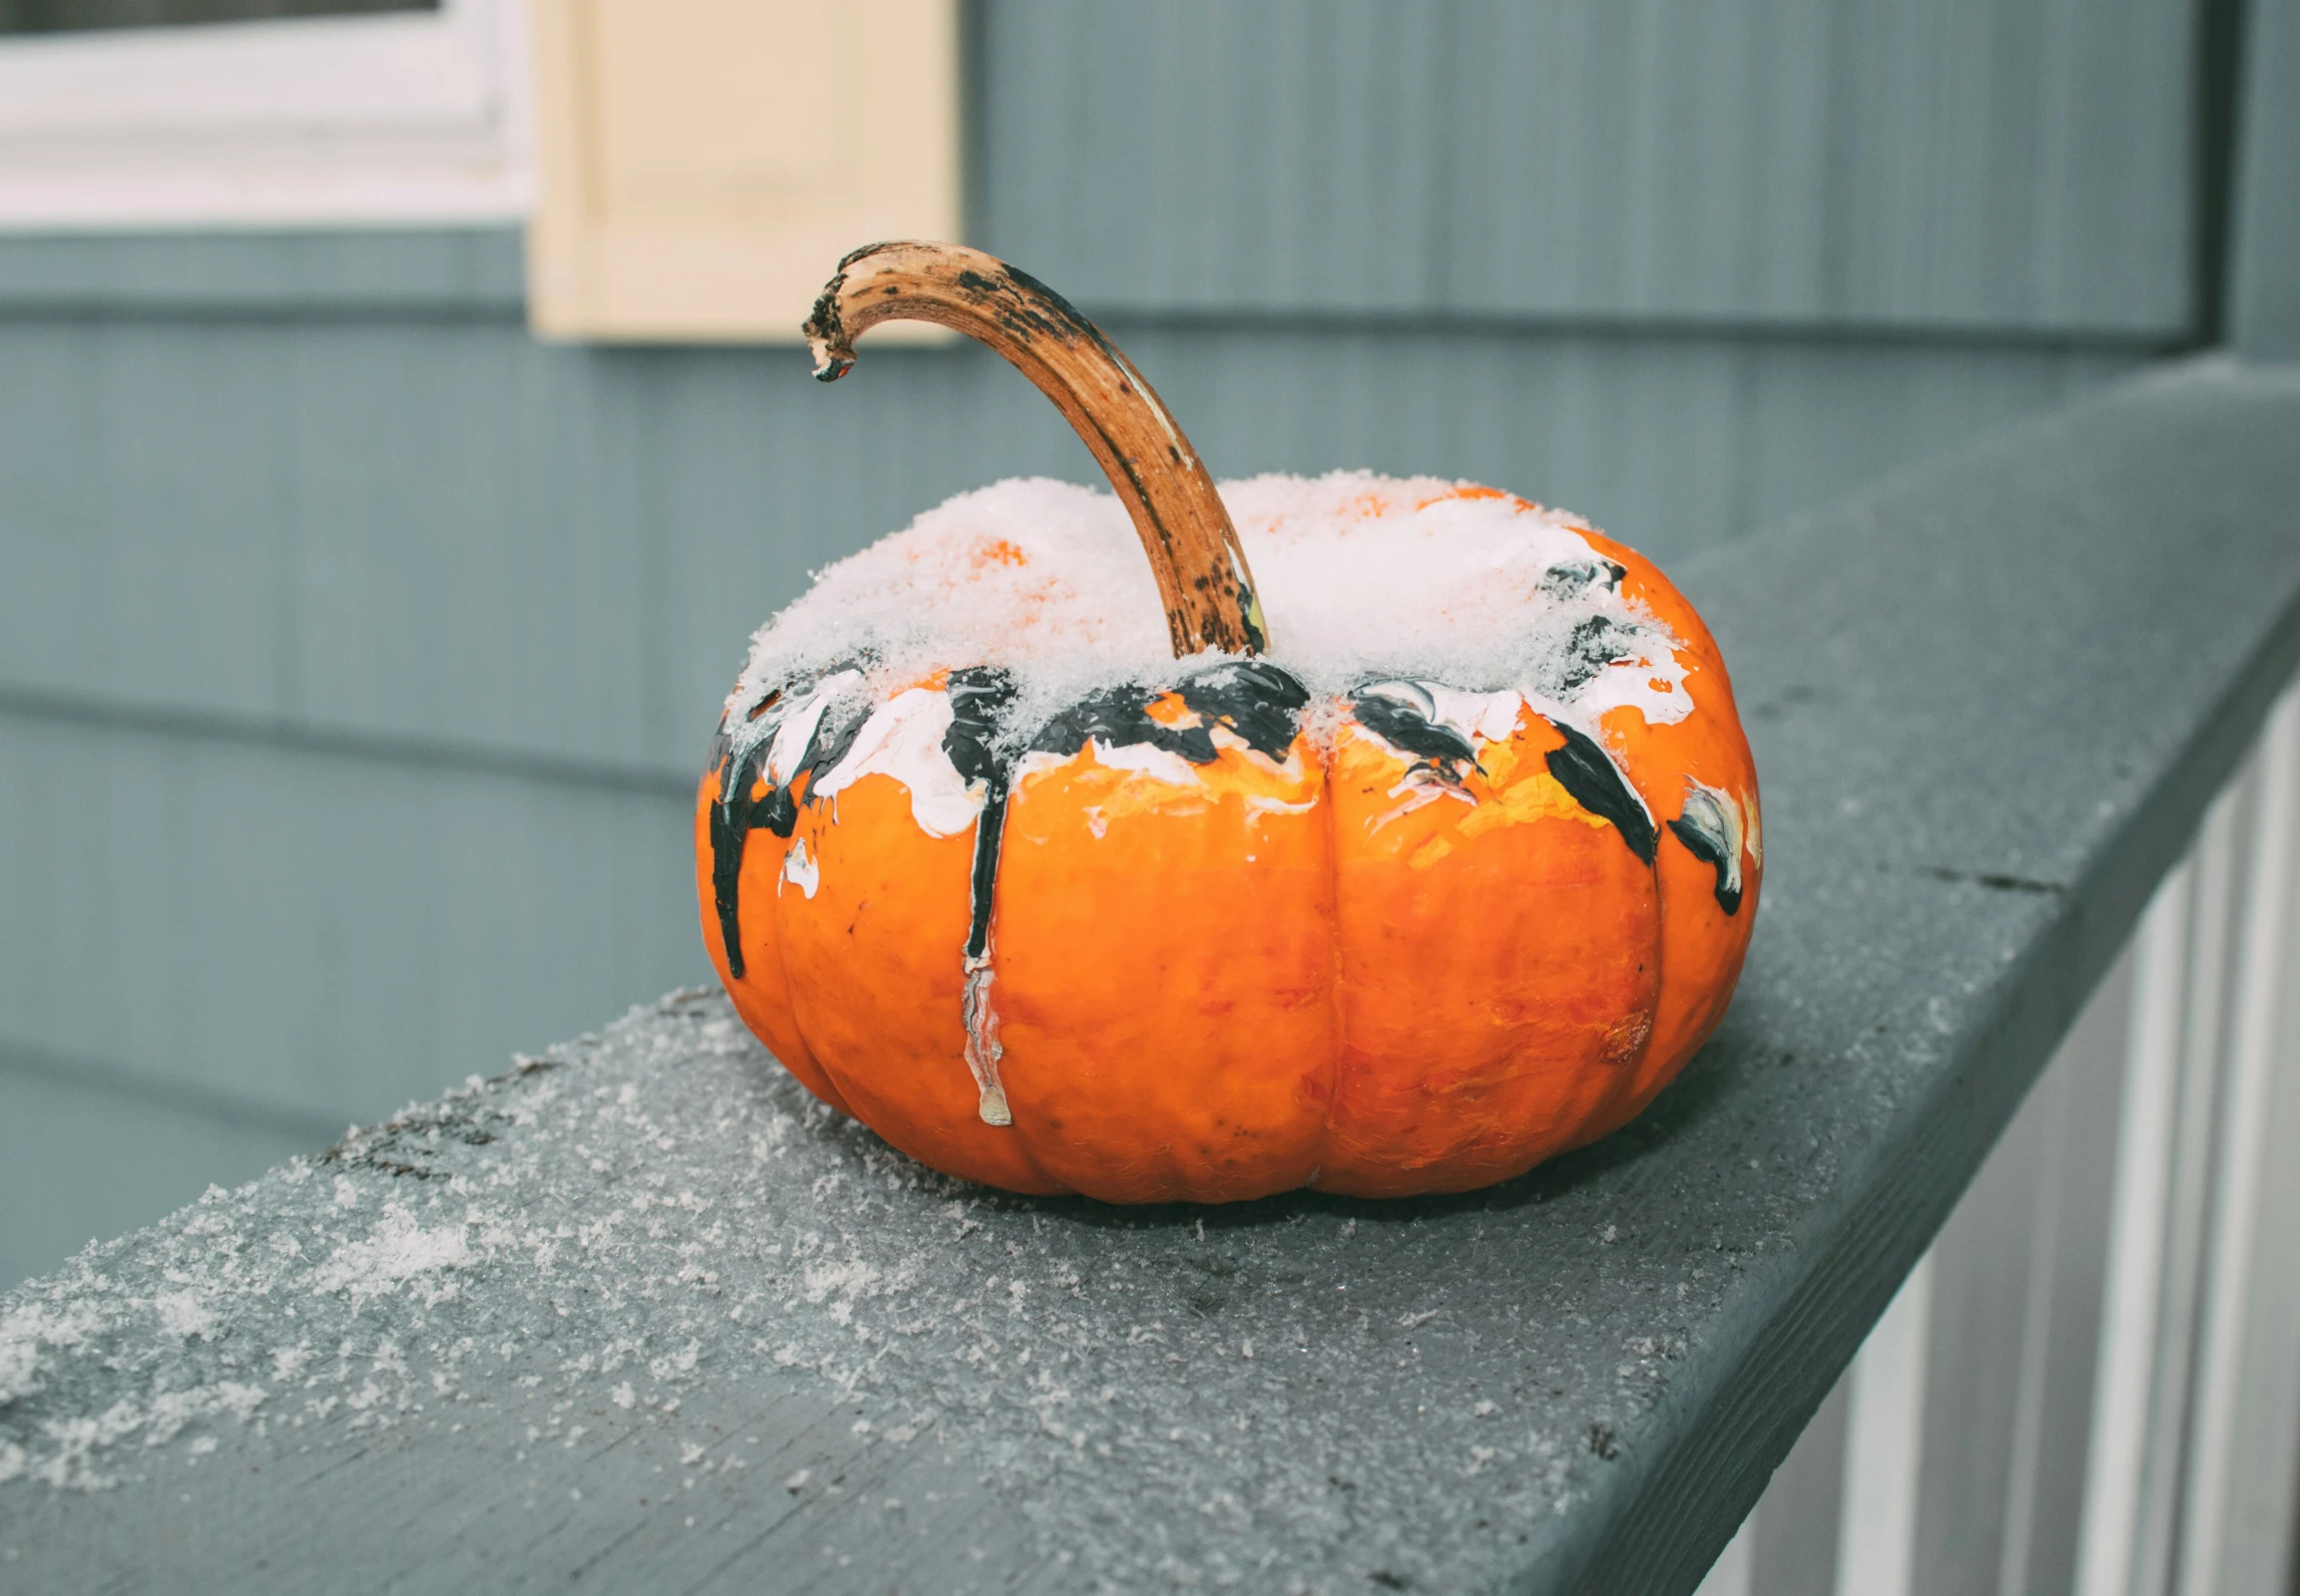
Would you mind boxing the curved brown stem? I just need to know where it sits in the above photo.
[803,242,1268,658]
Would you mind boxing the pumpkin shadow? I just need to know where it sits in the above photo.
[969,1032,1748,1237]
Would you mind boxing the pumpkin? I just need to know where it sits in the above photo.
[696,243,1760,1203]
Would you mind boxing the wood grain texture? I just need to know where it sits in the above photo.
[976,0,2198,333]
[1746,1377,1848,1594]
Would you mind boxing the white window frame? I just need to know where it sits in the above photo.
[0,0,532,230]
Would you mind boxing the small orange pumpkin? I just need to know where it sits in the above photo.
[696,244,1760,1203]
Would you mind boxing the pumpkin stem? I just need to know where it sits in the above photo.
[804,242,1269,657]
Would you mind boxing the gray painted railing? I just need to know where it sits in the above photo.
[5,358,2298,1593]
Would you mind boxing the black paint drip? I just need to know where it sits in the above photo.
[1179,659,1308,759]
[1348,683,1479,788]
[1667,787,1744,914]
[706,728,767,979]
[1537,558,1627,600]
[1347,682,1659,867]
[1030,659,1311,766]
[1543,721,1658,865]
[704,669,870,978]
[1554,613,1645,696]
[944,667,1018,961]
[1028,682,1205,765]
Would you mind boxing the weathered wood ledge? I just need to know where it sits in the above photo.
[4,357,2299,1594]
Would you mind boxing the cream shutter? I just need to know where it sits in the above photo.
[527,0,959,342]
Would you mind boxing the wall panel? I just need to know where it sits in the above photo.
[0,709,699,1126]
[0,322,296,719]
[0,1066,313,1290]
[0,312,2137,777]
[978,0,2197,332]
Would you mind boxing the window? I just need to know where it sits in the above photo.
[0,0,529,226]
[0,1,434,33]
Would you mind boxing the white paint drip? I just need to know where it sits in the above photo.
[1244,794,1319,826]
[1371,765,1478,833]
[1009,749,1067,787]
[815,686,983,837]
[1679,778,1745,898]
[763,669,867,787]
[1361,681,1527,746]
[781,838,820,899]
[1086,740,1204,789]
[1011,738,1211,799]
[961,958,1011,1127]
[1573,650,1694,729]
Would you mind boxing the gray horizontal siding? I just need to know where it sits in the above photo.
[0,312,2136,779]
[0,228,524,314]
[978,0,2199,333]
[0,709,699,1125]
[0,1065,315,1291]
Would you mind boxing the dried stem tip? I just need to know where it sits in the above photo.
[804,242,1268,659]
